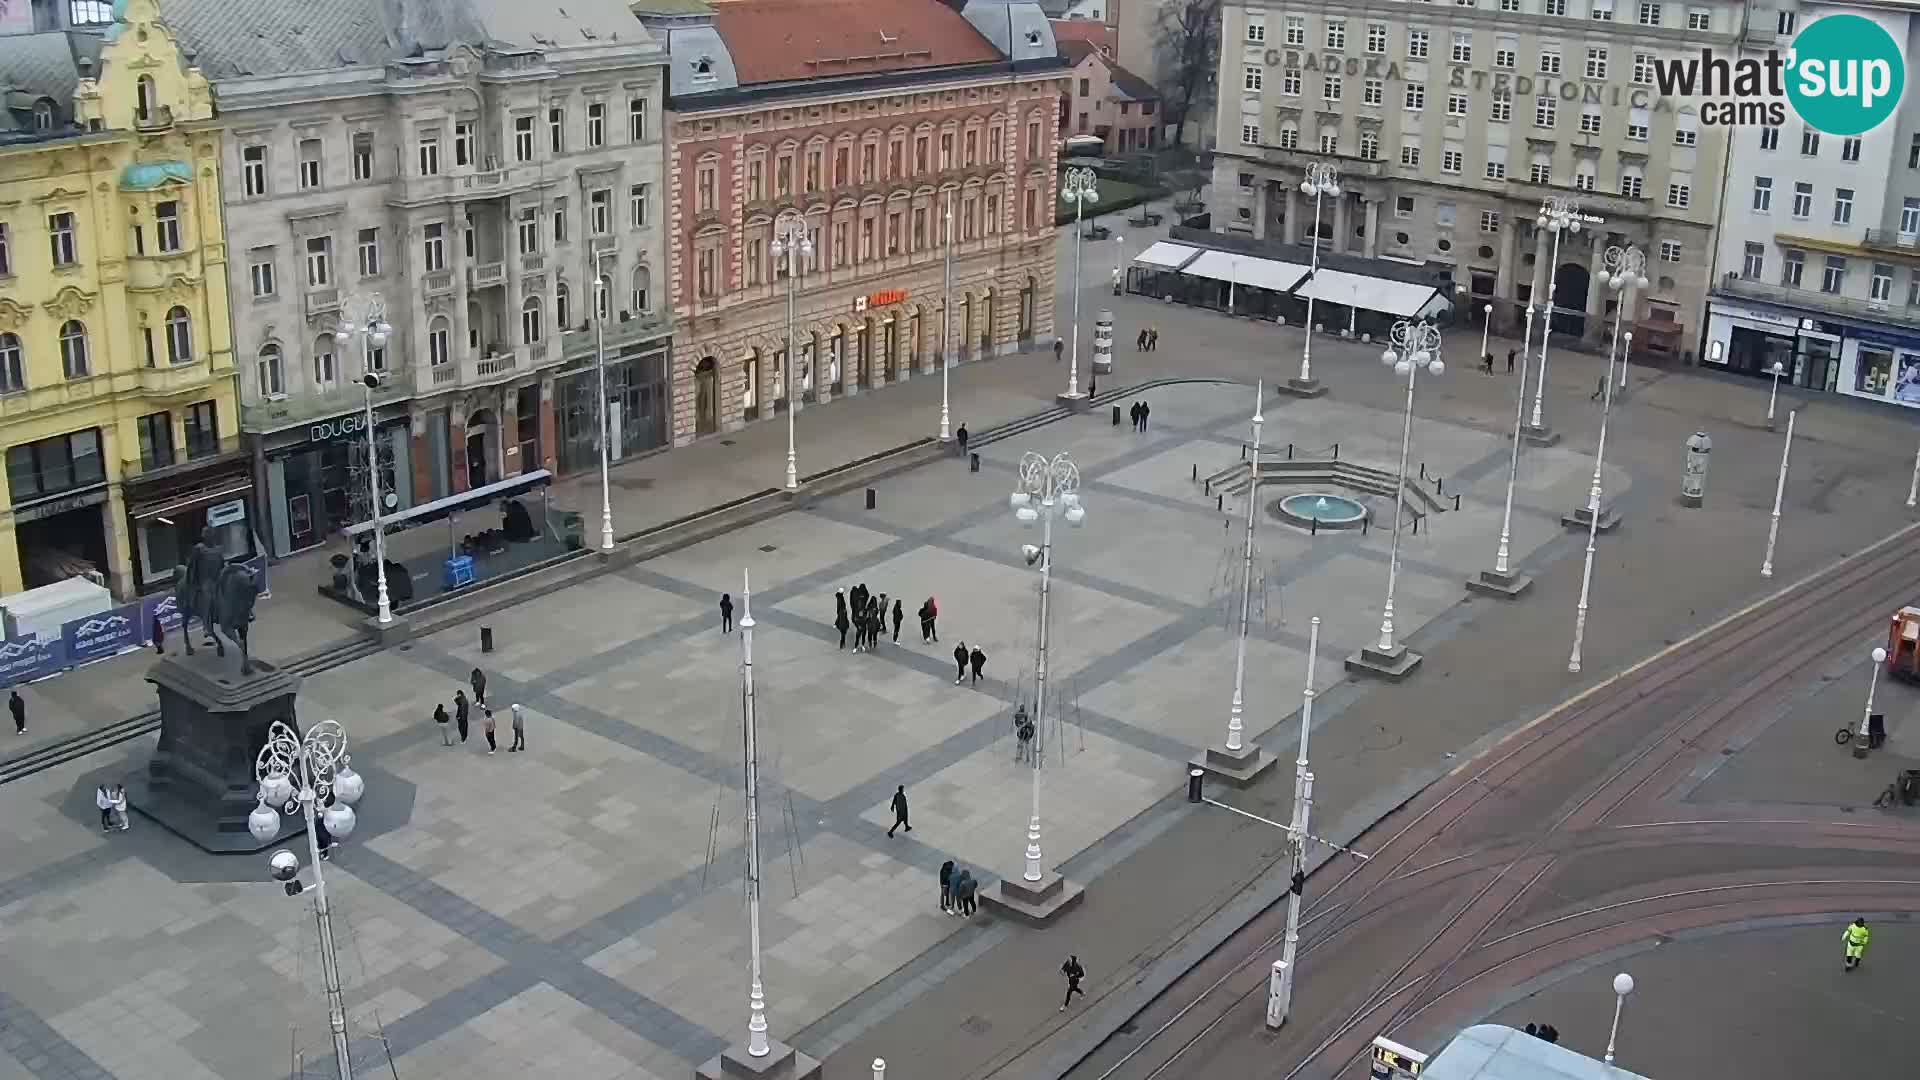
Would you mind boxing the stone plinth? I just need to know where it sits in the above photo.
[1519,424,1561,447]
[1280,377,1326,398]
[1056,392,1092,412]
[1345,643,1423,680]
[982,869,1084,925]
[128,652,302,854]
[1466,568,1534,599]
[1560,502,1622,533]
[695,1040,821,1080]
[1192,742,1277,787]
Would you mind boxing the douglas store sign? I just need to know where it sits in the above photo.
[307,412,369,444]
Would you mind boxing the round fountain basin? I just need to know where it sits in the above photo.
[1272,492,1370,531]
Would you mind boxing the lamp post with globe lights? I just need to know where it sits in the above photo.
[1524,198,1586,443]
[1350,321,1444,678]
[249,719,366,1080]
[1603,972,1635,1065]
[1198,383,1277,784]
[992,451,1088,918]
[770,214,812,489]
[592,272,615,550]
[1765,359,1787,429]
[335,296,393,624]
[1470,303,1538,599]
[940,191,955,442]
[1291,162,1339,395]
[1760,408,1796,579]
[1058,168,1099,403]
[1566,246,1644,673]
[1857,646,1889,758]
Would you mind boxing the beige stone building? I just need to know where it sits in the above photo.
[1210,0,1736,352]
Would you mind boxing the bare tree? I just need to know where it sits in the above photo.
[1152,0,1222,148]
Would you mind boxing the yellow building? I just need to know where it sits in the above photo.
[0,0,248,602]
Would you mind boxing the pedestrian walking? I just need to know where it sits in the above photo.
[1013,703,1034,762]
[955,869,977,916]
[469,666,488,707]
[482,706,497,754]
[96,783,116,832]
[1844,917,1871,970]
[918,598,934,642]
[1053,338,1064,363]
[875,594,890,645]
[151,613,165,654]
[454,690,471,743]
[1482,352,1494,374]
[1136,328,1148,351]
[970,646,986,685]
[1148,327,1159,351]
[509,703,526,752]
[891,598,904,643]
[1088,373,1097,397]
[1506,348,1516,374]
[9,689,23,735]
[939,859,955,912]
[954,642,970,684]
[1060,955,1086,1010]
[434,702,452,746]
[926,596,940,642]
[1139,401,1151,429]
[956,424,970,456]
[835,607,850,650]
[720,592,734,633]
[1591,375,1605,401]
[887,784,912,837]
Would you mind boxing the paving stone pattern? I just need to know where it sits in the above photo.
[0,382,1582,1078]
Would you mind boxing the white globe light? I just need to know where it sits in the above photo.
[248,802,283,843]
[1873,647,1889,663]
[1428,359,1445,375]
[1609,274,1624,290]
[1300,180,1314,194]
[260,772,294,807]
[1381,349,1397,366]
[374,320,392,337]
[369,330,389,349]
[322,803,357,840]
[332,330,350,346]
[1569,220,1583,233]
[1612,972,1635,996]
[1059,491,1080,508]
[1009,491,1031,510]
[1326,184,1341,198]
[1636,275,1650,290]
[1536,215,1548,229]
[1411,349,1431,366]
[1394,358,1413,376]
[1064,503,1086,526]
[1016,505,1039,524]
[331,765,365,806]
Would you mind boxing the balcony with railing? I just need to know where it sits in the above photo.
[303,287,342,320]
[240,368,415,433]
[136,356,230,396]
[1863,229,1920,255]
[467,261,506,290]
[559,310,672,361]
[1715,276,1920,332]
[133,104,174,132]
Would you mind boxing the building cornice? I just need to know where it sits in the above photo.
[669,59,1069,115]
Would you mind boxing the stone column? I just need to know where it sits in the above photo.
[1283,184,1300,245]
[1494,210,1519,327]
[1585,240,1608,344]
[1332,193,1351,255]
[1253,181,1269,240]
[1363,198,1381,259]
[1530,228,1550,303]
[448,213,470,364]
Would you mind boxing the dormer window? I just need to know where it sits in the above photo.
[32,102,54,131]
[1024,30,1042,46]
[135,76,156,123]
[691,56,715,82]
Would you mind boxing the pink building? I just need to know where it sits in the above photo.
[1058,38,1158,154]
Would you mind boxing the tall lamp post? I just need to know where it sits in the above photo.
[1006,452,1087,894]
[1470,303,1537,599]
[1603,972,1635,1065]
[1478,303,1493,364]
[1856,645,1889,758]
[592,272,615,550]
[1058,167,1099,403]
[1907,443,1920,509]
[249,720,367,1080]
[1765,360,1786,429]
[1268,615,1322,1028]
[1760,408,1796,579]
[737,569,770,1057]
[1567,246,1644,673]
[940,191,954,442]
[1199,383,1277,784]
[336,296,393,624]
[1350,321,1444,678]
[1524,197,1585,443]
[770,215,812,490]
[1291,162,1339,395]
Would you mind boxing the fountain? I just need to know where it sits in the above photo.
[1272,492,1370,531]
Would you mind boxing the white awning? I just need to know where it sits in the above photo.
[1294,269,1445,319]
[1181,249,1312,292]
[1132,242,1200,270]
[344,469,553,536]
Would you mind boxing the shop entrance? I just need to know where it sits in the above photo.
[16,503,109,588]
[466,409,498,488]
[1550,263,1590,338]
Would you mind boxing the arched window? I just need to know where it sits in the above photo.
[555,281,571,330]
[312,334,337,386]
[136,76,156,123]
[165,306,192,364]
[633,265,651,313]
[520,296,543,345]
[0,332,23,393]
[257,343,285,396]
[427,316,451,367]
[58,320,88,378]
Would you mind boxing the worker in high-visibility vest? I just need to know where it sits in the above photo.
[1844,918,1871,970]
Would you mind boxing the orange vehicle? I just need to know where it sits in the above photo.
[1886,606,1920,683]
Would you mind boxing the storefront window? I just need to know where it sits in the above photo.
[1895,352,1920,405]
[1856,346,1893,395]
[7,429,103,502]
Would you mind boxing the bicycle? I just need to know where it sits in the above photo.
[1875,783,1900,809]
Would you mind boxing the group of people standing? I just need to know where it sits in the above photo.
[836,584,937,652]
[1126,401,1152,432]
[1134,327,1161,351]
[938,859,980,916]
[432,666,525,754]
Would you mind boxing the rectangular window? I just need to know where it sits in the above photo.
[1633,52,1654,85]
[1448,93,1469,116]
[1326,18,1345,48]
[1279,126,1298,149]
[1320,132,1339,154]
[298,138,322,189]
[1241,123,1261,145]
[1245,65,1262,92]
[423,222,445,272]
[242,145,267,197]
[352,133,374,180]
[1283,71,1301,95]
[1530,161,1551,184]
[548,106,565,154]
[629,183,650,228]
[1871,263,1893,302]
[418,133,441,176]
[1540,50,1561,74]
[136,412,173,470]
[1911,133,1920,169]
[1778,9,1795,34]
[1637,1,1660,24]
[1742,242,1764,279]
[1324,75,1342,101]
[1760,126,1779,151]
[629,97,648,141]
[1621,174,1642,198]
[697,164,716,212]
[1490,91,1512,122]
[0,224,9,277]
[1535,95,1556,127]
[1901,197,1920,237]
[1781,249,1804,287]
[1406,84,1426,110]
[1592,0,1614,19]
[1395,195,1414,218]
[1752,176,1772,211]
[1659,240,1682,262]
[1574,169,1596,192]
[184,402,218,459]
[1502,0,1520,10]
[48,211,77,266]
[1580,105,1601,134]
[1687,8,1709,29]
[552,198,568,245]
[589,189,611,235]
[1585,47,1607,79]
[1485,158,1506,180]
[1801,128,1820,156]
[517,206,539,255]
[455,121,474,167]
[1545,0,1566,13]
[248,249,275,297]
[1367,22,1387,52]
[587,102,606,147]
[514,115,535,162]
[155,200,182,252]
[6,430,104,501]
[1451,30,1472,62]
[1360,132,1379,160]
[1246,12,1266,41]
[1841,137,1861,162]
[1408,29,1429,58]
[1285,15,1305,44]
[1497,47,1516,68]
[357,228,379,277]
[1821,255,1846,294]
[1480,210,1501,233]
[1401,144,1421,167]
[1442,149,1463,173]
[1364,79,1384,105]
[1675,122,1697,147]
[304,236,331,287]
[1833,187,1854,224]
[1667,182,1690,208]
[1791,181,1812,218]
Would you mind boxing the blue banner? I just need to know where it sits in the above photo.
[0,635,59,688]
[62,603,144,665]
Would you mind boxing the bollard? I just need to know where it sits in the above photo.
[1192,463,1199,481]
[970,452,980,473]
[1241,444,1247,460]
[866,488,876,510]
[1419,462,1426,480]
[1363,516,1370,535]
[1112,404,1122,426]
[1332,442,1340,459]
[1435,476,1443,494]
[1187,767,1204,803]
[1217,493,1223,511]
[1452,494,1461,511]
[480,626,494,653]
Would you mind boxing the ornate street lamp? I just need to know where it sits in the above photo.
[1526,197,1585,440]
[770,215,813,490]
[1058,168,1099,402]
[335,295,393,624]
[1370,321,1445,665]
[1568,246,1645,672]
[1294,162,1339,393]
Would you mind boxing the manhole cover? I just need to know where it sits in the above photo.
[759,545,779,553]
[961,1015,992,1036]
[721,439,738,446]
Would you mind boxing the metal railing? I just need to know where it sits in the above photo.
[1715,276,1920,330]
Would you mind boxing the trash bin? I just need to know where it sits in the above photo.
[1112,404,1123,426]
[1869,713,1887,749]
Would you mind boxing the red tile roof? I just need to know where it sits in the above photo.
[1059,38,1101,65]
[707,0,1004,85]
[1050,18,1113,52]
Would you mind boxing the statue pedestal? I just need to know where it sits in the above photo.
[127,652,302,854]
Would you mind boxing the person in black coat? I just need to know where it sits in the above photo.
[835,607,850,649]
[956,425,969,456]
[719,592,734,633]
[454,690,471,742]
[469,667,488,707]
[939,859,956,912]
[891,598,904,643]
[434,702,452,746]
[969,646,986,685]
[953,642,970,684]
[9,689,23,735]
[887,784,911,837]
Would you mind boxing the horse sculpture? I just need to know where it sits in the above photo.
[175,528,226,656]
[207,563,259,675]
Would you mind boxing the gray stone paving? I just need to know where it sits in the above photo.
[0,381,1588,1078]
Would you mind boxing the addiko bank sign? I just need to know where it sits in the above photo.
[1261,49,1667,112]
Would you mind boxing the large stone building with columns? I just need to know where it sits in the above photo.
[164,0,670,557]
[645,0,1067,442]
[1210,0,1735,354]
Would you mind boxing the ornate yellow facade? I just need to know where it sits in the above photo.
[0,0,241,600]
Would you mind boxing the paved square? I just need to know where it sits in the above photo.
[0,380,1579,1078]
